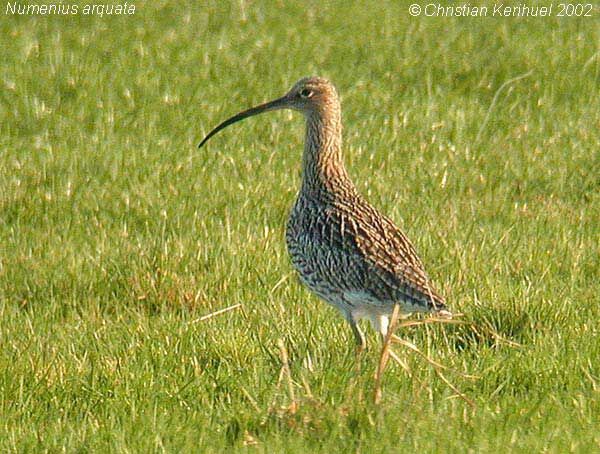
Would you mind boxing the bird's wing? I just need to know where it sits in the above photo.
[331,196,446,310]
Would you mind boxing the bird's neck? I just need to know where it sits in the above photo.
[301,106,354,196]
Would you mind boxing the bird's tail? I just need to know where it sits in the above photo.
[426,290,452,317]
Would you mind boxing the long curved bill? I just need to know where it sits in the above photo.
[198,95,289,148]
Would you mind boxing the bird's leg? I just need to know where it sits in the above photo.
[354,325,367,353]
[375,315,390,344]
[345,313,366,353]
[368,314,391,344]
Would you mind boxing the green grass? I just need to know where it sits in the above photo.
[1,0,599,451]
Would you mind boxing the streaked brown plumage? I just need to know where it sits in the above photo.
[199,76,451,350]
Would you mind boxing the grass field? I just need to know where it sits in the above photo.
[1,0,599,451]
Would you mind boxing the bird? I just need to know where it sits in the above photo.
[199,76,451,351]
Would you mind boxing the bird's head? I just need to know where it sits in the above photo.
[198,76,339,148]
[286,76,339,113]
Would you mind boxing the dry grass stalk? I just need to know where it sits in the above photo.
[373,304,401,404]
[277,338,298,413]
[373,311,483,408]
[189,303,242,324]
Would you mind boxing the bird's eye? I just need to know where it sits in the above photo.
[299,88,313,98]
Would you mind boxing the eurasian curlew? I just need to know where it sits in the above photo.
[199,77,451,351]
